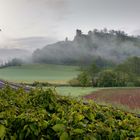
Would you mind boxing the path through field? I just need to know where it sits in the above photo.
[84,88,140,109]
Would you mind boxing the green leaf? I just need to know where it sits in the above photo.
[52,124,65,132]
[87,113,95,121]
[134,137,140,140]
[29,124,37,132]
[10,135,17,140]
[73,129,84,134]
[84,136,97,140]
[19,131,25,140]
[60,132,69,140]
[0,124,6,139]
[42,120,49,129]
[25,128,31,138]
[77,114,84,121]
[23,125,28,131]
[136,127,140,137]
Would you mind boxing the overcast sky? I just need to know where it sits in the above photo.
[0,0,140,49]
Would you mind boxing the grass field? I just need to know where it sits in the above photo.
[54,87,100,97]
[0,64,80,84]
[54,87,139,97]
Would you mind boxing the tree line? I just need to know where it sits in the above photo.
[69,56,140,87]
[0,58,23,68]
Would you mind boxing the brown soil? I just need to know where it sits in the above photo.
[84,88,140,109]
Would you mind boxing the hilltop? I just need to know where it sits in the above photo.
[32,29,140,66]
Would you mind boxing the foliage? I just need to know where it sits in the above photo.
[0,86,140,139]
[69,69,93,87]
[132,78,140,87]
[85,63,100,86]
[77,56,140,87]
[96,70,129,87]
[0,58,23,68]
[96,70,116,87]
[87,63,100,77]
[68,78,81,87]
[116,56,140,76]
[69,72,92,87]
[77,72,91,87]
[32,81,51,87]
[115,56,140,87]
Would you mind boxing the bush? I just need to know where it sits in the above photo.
[96,70,129,87]
[69,72,91,87]
[77,72,92,87]
[0,86,140,139]
[32,81,51,87]
[133,78,140,87]
[68,78,81,87]
[126,82,135,87]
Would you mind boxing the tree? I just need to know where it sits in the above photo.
[116,56,140,76]
[97,70,116,87]
[0,58,23,68]
[115,56,140,87]
[127,57,140,76]
[77,72,91,87]
[87,63,100,86]
[97,70,128,87]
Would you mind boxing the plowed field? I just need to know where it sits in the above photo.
[84,88,140,109]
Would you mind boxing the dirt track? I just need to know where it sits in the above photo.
[84,88,140,109]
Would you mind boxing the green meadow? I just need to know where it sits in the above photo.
[0,64,100,97]
[0,64,80,84]
[53,86,100,97]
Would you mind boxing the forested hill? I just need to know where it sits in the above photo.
[32,29,140,65]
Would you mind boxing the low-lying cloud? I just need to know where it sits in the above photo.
[32,29,140,65]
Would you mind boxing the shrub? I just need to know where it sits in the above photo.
[77,72,92,87]
[32,81,51,87]
[133,78,140,87]
[0,87,140,139]
[97,70,129,87]
[68,78,81,87]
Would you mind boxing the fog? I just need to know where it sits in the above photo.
[1,0,140,65]
[0,48,31,65]
[32,29,140,65]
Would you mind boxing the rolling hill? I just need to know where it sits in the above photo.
[32,29,140,65]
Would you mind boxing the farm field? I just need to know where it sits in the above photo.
[54,86,100,97]
[84,88,140,112]
[0,64,80,84]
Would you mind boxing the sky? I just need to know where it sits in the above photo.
[0,0,140,50]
